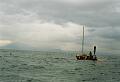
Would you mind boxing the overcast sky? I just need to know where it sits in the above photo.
[0,0,120,53]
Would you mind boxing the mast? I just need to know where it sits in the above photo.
[82,26,84,54]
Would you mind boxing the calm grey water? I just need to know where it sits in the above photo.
[0,49,120,82]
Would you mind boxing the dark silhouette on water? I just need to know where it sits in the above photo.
[76,26,97,61]
[94,46,96,55]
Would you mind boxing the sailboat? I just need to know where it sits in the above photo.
[76,26,97,60]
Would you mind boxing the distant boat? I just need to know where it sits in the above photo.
[76,26,97,61]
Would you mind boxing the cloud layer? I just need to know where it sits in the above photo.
[0,0,120,52]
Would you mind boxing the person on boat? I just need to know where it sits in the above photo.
[94,46,96,55]
[89,51,93,59]
[93,46,97,60]
[89,51,92,56]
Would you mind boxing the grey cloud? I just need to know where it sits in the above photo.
[0,0,120,52]
[0,0,120,27]
[85,27,120,51]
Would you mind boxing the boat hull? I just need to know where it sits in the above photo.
[76,55,97,61]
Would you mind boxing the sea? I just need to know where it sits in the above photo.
[0,49,120,82]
